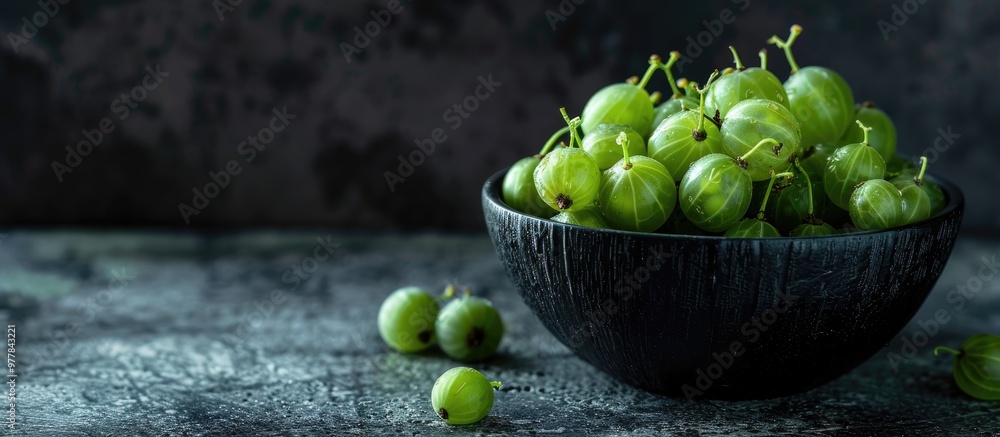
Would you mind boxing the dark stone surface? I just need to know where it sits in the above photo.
[2,231,999,435]
[0,0,999,232]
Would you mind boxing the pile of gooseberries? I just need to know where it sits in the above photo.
[502,25,947,236]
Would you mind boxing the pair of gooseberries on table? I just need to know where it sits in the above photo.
[377,285,504,362]
[501,24,946,237]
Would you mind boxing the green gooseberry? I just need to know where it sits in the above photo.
[432,367,502,425]
[839,102,897,162]
[720,98,802,181]
[705,47,789,120]
[789,222,835,236]
[823,120,886,210]
[598,132,677,232]
[849,179,903,231]
[886,154,916,177]
[647,71,725,180]
[651,52,699,131]
[679,143,769,232]
[581,55,662,138]
[769,25,855,147]
[724,170,790,238]
[377,287,440,353]
[934,334,1000,401]
[436,294,505,362]
[502,126,571,218]
[534,110,602,212]
[581,124,646,170]
[890,156,935,225]
[551,206,609,229]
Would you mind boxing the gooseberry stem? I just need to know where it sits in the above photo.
[617,131,632,170]
[559,107,582,149]
[442,284,457,300]
[490,381,502,390]
[537,126,572,156]
[662,51,683,98]
[694,70,720,134]
[636,54,662,91]
[759,49,768,71]
[650,91,662,105]
[767,24,802,74]
[933,346,962,357]
[728,46,746,71]
[856,120,873,146]
[739,138,781,163]
[793,158,816,216]
[758,171,794,220]
[915,156,929,184]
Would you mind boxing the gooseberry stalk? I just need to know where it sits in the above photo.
[914,156,929,186]
[650,91,662,105]
[694,70,721,138]
[660,52,684,98]
[855,119,873,146]
[559,107,583,149]
[616,131,633,170]
[636,54,662,91]
[737,138,783,168]
[728,46,746,71]
[793,157,820,219]
[767,24,803,74]
[490,381,502,389]
[537,126,572,157]
[759,49,768,71]
[757,171,794,220]
[933,346,962,357]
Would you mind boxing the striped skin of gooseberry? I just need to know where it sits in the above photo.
[534,147,601,212]
[724,219,781,238]
[502,156,556,218]
[823,121,886,210]
[581,55,663,138]
[721,99,802,181]
[839,102,897,163]
[849,179,903,231]
[648,71,726,181]
[705,47,789,120]
[551,206,610,229]
[790,222,835,236]
[598,132,677,232]
[377,287,439,353]
[431,367,502,425]
[436,295,504,362]
[679,153,753,233]
[891,177,932,225]
[581,124,646,170]
[769,25,855,147]
[934,334,1000,401]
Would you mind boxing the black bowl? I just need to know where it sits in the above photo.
[482,169,963,399]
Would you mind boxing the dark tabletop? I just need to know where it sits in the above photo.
[3,231,999,436]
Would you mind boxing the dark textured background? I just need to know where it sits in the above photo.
[0,0,997,232]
